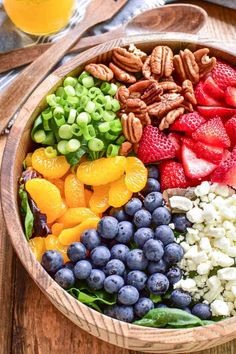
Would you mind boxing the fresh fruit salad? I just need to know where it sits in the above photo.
[18,44,236,328]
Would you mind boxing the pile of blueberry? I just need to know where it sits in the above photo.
[41,166,212,323]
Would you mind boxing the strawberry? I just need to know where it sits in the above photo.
[159,161,188,190]
[167,132,182,160]
[170,111,206,134]
[211,59,236,91]
[137,125,176,164]
[225,116,236,147]
[197,106,236,120]
[182,144,217,179]
[202,76,225,100]
[195,80,224,106]
[211,148,236,187]
[225,86,236,108]
[192,117,230,148]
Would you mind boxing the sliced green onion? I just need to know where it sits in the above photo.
[42,108,53,120]
[88,138,104,152]
[98,122,110,133]
[109,119,122,133]
[57,140,68,155]
[88,87,101,99]
[68,109,77,124]
[82,76,94,88]
[103,111,116,122]
[93,78,102,87]
[93,95,106,107]
[85,101,95,114]
[100,82,111,94]
[64,85,76,97]
[63,77,77,87]
[106,144,120,157]
[104,95,112,110]
[43,132,55,145]
[80,95,90,108]
[82,124,96,140]
[67,96,79,106]
[67,139,81,152]
[71,123,82,136]
[34,130,46,143]
[46,94,58,107]
[45,146,57,158]
[54,115,66,127]
[105,131,119,141]
[108,83,118,96]
[111,98,121,112]
[59,124,73,139]
[56,87,66,98]
[76,112,91,126]
[91,106,104,121]
[75,84,88,97]
[116,135,126,145]
[31,115,43,141]
[78,71,90,83]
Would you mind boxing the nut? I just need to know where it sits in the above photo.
[109,62,136,84]
[121,113,143,143]
[182,79,197,105]
[121,98,151,126]
[129,80,154,94]
[148,93,184,119]
[150,46,174,78]
[112,47,143,73]
[158,81,181,93]
[85,63,113,81]
[159,107,185,130]
[173,49,199,84]
[119,141,133,156]
[141,82,163,105]
[181,101,194,112]
[194,48,216,77]
[142,57,153,80]
[115,86,130,106]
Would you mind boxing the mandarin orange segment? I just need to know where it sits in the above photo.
[84,188,93,207]
[89,184,110,214]
[64,173,86,208]
[58,207,98,228]
[29,237,45,261]
[77,156,126,186]
[125,157,148,192]
[51,223,64,236]
[45,234,69,263]
[109,175,133,208]
[48,178,65,197]
[58,217,100,245]
[25,178,63,223]
[32,147,70,179]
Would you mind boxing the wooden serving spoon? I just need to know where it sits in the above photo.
[0,4,207,75]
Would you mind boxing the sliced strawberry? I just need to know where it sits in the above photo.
[137,125,176,164]
[195,80,224,106]
[211,148,236,187]
[167,132,182,160]
[211,59,236,91]
[192,117,231,148]
[182,144,217,179]
[159,160,188,190]
[225,116,236,147]
[197,106,236,120]
[225,86,236,108]
[203,76,225,100]
[170,111,206,134]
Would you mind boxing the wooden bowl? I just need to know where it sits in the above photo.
[2,33,236,353]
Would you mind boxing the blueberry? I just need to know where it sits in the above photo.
[143,178,160,193]
[104,259,125,276]
[147,273,169,295]
[154,225,175,245]
[163,243,184,265]
[97,216,118,239]
[125,198,142,216]
[64,261,74,271]
[127,270,147,291]
[192,303,212,320]
[183,307,192,314]
[147,165,159,179]
[144,192,163,212]
[114,305,134,323]
[104,275,124,294]
[133,209,152,228]
[41,250,63,274]
[90,246,111,267]
[155,303,168,308]
[110,207,129,221]
[54,268,75,289]
[118,285,139,305]
[67,242,87,262]
[172,214,192,232]
[152,207,171,226]
[116,221,134,244]
[74,260,92,280]
[134,228,154,248]
[134,297,154,318]
[148,259,167,274]
[170,289,192,308]
[81,229,101,250]
[126,249,148,270]
[104,305,117,318]
[143,239,164,262]
[166,267,182,285]
[87,269,105,290]
[110,244,129,263]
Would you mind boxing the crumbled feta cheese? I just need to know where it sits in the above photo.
[197,262,212,275]
[186,207,204,223]
[202,204,216,222]
[199,237,212,252]
[211,300,230,316]
[213,183,230,197]
[211,250,234,267]
[205,226,225,238]
[174,278,197,292]
[169,196,193,211]
[213,237,231,251]
[218,268,236,281]
[169,223,175,230]
[195,181,211,197]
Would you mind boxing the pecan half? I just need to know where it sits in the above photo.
[173,49,199,84]
[142,57,152,80]
[119,141,133,156]
[112,47,143,73]
[129,80,154,94]
[194,48,216,77]
[150,46,174,78]
[115,86,130,105]
[109,62,136,84]
[121,113,143,144]
[141,82,163,105]
[157,81,181,93]
[159,107,185,130]
[148,93,184,119]
[182,79,197,105]
[85,63,113,81]
[122,98,151,125]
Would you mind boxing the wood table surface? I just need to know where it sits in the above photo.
[0,1,235,353]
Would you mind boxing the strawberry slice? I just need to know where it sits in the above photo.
[225,116,236,147]
[182,144,217,179]
[197,106,236,120]
[211,148,236,187]
[137,125,176,164]
[170,111,206,134]
[182,137,224,164]
[192,117,231,148]
[203,76,225,100]
[195,80,224,106]
[167,132,182,160]
[211,59,236,91]
[225,86,236,108]
[159,161,188,191]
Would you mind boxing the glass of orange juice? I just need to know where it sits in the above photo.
[3,0,76,36]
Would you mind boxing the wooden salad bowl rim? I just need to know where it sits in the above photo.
[1,33,236,353]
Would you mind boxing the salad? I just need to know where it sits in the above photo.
[19,43,236,328]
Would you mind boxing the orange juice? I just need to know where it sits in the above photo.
[3,0,76,35]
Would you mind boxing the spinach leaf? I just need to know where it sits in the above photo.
[19,187,34,240]
[150,294,162,303]
[66,147,87,166]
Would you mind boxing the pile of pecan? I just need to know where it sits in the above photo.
[85,44,216,155]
